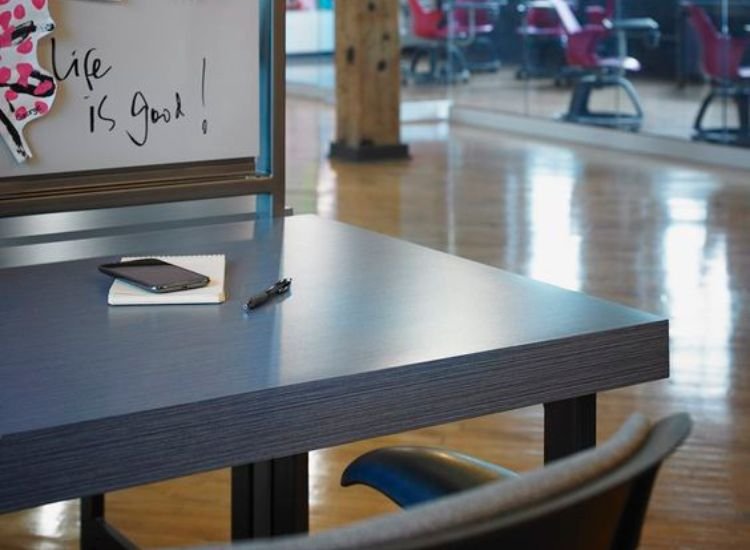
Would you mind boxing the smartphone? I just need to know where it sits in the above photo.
[99,258,210,293]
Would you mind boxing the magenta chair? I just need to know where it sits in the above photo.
[516,0,567,80]
[517,1,625,82]
[685,3,750,146]
[405,0,499,84]
[453,0,497,31]
[454,0,502,72]
[550,0,652,130]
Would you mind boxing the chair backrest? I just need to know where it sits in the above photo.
[407,0,446,39]
[525,2,562,30]
[684,3,749,80]
[453,0,495,29]
[548,0,608,68]
[581,0,616,24]
[605,0,616,18]
[586,5,607,26]
[201,413,690,550]
[548,0,582,35]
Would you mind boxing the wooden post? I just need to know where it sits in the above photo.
[330,0,409,161]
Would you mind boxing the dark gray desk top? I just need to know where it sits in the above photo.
[0,215,668,512]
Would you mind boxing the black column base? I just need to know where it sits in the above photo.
[329,141,410,162]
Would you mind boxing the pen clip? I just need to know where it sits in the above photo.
[272,278,292,294]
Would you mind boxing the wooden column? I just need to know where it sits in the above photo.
[330,0,409,161]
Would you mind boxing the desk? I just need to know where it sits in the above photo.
[0,214,668,544]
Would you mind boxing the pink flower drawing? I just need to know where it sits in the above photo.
[0,0,56,163]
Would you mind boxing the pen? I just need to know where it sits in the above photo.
[243,278,292,311]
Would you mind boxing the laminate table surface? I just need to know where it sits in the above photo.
[0,214,668,513]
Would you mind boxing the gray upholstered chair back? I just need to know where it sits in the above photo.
[189,413,690,550]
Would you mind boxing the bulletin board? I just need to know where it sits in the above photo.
[0,0,285,217]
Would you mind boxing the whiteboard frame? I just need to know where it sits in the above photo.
[0,0,285,218]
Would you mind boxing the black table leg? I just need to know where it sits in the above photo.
[80,494,137,550]
[231,453,309,540]
[543,394,596,464]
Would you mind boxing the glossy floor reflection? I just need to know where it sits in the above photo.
[2,98,749,548]
[290,97,750,548]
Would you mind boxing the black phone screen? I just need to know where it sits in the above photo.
[98,259,210,293]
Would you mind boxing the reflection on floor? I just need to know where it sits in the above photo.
[287,58,729,141]
[2,97,750,548]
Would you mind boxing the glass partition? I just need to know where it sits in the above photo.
[440,0,750,147]
[287,0,750,150]
[285,0,336,96]
[286,1,455,116]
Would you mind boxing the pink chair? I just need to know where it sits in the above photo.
[405,0,499,83]
[453,0,502,72]
[684,3,750,145]
[585,0,616,27]
[516,1,567,80]
[453,0,497,31]
[549,0,647,130]
[408,0,449,41]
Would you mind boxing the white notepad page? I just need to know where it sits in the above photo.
[107,255,226,305]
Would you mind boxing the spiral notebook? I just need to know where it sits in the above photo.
[108,255,226,305]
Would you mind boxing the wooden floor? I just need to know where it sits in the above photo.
[2,97,750,548]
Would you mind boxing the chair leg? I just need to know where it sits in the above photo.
[693,90,717,134]
[615,76,644,120]
[444,43,470,83]
[465,36,500,72]
[565,75,642,130]
[691,86,750,145]
[566,77,595,118]
[409,46,439,83]
[735,91,750,135]
[409,43,468,85]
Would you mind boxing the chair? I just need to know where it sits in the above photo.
[516,0,567,80]
[188,413,689,549]
[318,413,690,550]
[684,3,750,146]
[189,413,689,549]
[453,0,503,72]
[549,0,652,131]
[516,1,614,82]
[404,0,499,84]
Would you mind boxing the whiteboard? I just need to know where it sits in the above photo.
[0,0,260,178]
